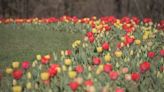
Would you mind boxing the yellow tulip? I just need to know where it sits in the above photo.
[143,34,148,40]
[40,72,49,81]
[96,64,104,75]
[68,71,77,78]
[98,64,104,71]
[6,67,13,74]
[75,40,81,45]
[12,85,22,92]
[26,82,32,89]
[12,61,20,68]
[104,53,111,62]
[27,72,32,79]
[135,39,141,45]
[64,59,72,66]
[115,50,123,57]
[97,47,103,53]
[36,54,41,60]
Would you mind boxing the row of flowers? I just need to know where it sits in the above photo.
[0,16,164,92]
[0,16,164,30]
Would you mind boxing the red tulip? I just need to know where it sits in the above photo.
[65,50,72,56]
[75,65,84,73]
[84,79,94,86]
[143,18,152,23]
[50,64,59,69]
[102,42,109,50]
[48,64,58,77]
[132,16,140,24]
[109,71,119,80]
[160,49,164,57]
[103,64,113,73]
[131,72,140,81]
[46,17,58,23]
[140,61,151,73]
[121,16,130,24]
[41,56,49,64]
[21,61,30,69]
[92,57,101,65]
[122,24,134,33]
[124,35,134,45]
[12,70,23,80]
[108,16,117,24]
[147,52,155,58]
[115,87,125,92]
[87,32,93,38]
[104,25,111,31]
[69,81,79,92]
[88,36,95,43]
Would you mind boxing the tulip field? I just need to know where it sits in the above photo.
[0,16,164,92]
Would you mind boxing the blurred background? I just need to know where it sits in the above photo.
[0,0,164,21]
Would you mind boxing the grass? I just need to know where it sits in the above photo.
[0,23,84,68]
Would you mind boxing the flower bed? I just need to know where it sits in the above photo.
[0,16,164,92]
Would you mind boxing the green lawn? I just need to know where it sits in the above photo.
[0,23,84,68]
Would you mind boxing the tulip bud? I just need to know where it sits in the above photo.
[116,62,120,68]
[26,82,32,89]
[34,83,38,89]
[62,65,67,71]
[88,66,92,71]
[68,66,72,71]
[32,60,37,67]
[88,73,92,78]
[27,72,32,79]
[12,79,17,86]
[36,54,41,60]
[57,67,61,73]
[130,50,134,56]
